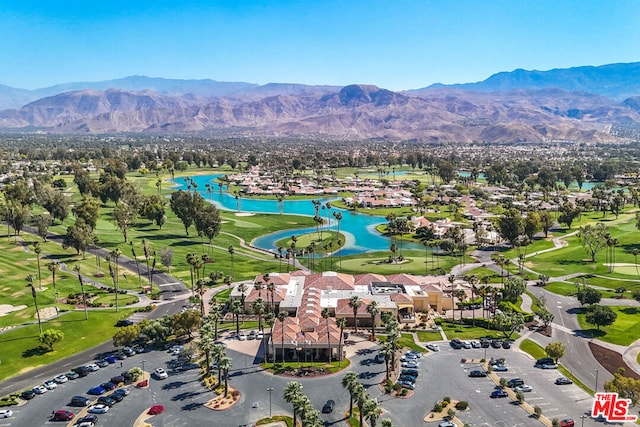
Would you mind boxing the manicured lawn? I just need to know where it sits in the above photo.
[275,231,344,254]
[93,293,139,306]
[330,250,471,275]
[543,282,578,296]
[460,266,504,284]
[379,333,425,352]
[416,331,442,342]
[576,306,640,346]
[438,320,518,341]
[519,339,546,359]
[257,416,294,427]
[0,309,135,382]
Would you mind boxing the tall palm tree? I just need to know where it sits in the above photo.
[354,383,367,427]
[195,279,207,316]
[455,289,467,323]
[211,343,226,386]
[130,242,143,291]
[33,243,43,289]
[26,274,42,334]
[238,283,248,307]
[266,280,276,313]
[209,300,222,340]
[366,301,379,338]
[109,248,121,312]
[349,296,362,333]
[278,311,288,363]
[231,300,243,335]
[380,341,394,381]
[219,356,232,397]
[47,262,60,303]
[336,317,347,363]
[321,308,332,362]
[283,381,304,427]
[186,252,198,294]
[199,315,216,373]
[341,371,359,418]
[73,265,88,320]
[253,279,264,299]
[333,211,343,271]
[468,275,479,326]
[264,312,275,362]
[252,298,265,332]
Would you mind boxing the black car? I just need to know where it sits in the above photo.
[399,374,417,382]
[469,370,488,377]
[72,366,90,377]
[450,338,463,349]
[535,357,555,367]
[401,368,419,377]
[502,340,512,349]
[555,377,573,385]
[115,319,134,327]
[111,375,125,385]
[480,338,491,348]
[507,378,525,388]
[97,396,117,407]
[76,414,98,426]
[322,399,335,414]
[107,392,124,402]
[101,382,117,391]
[70,395,91,407]
[20,390,36,400]
[491,339,503,349]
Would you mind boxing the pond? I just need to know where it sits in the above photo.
[173,175,423,256]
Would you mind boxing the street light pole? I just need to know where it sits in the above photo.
[580,415,587,427]
[267,387,274,419]
[595,368,599,393]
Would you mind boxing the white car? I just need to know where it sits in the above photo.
[0,409,13,418]
[88,404,110,414]
[43,380,58,390]
[256,330,264,340]
[54,374,68,383]
[32,385,48,394]
[237,332,247,341]
[470,340,481,348]
[86,363,100,372]
[426,343,440,352]
[154,368,168,379]
[515,384,533,393]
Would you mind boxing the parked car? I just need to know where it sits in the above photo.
[401,361,419,369]
[109,375,125,385]
[535,357,555,367]
[491,364,509,372]
[86,363,100,372]
[87,386,106,396]
[555,377,573,385]
[256,330,264,340]
[54,374,68,383]
[32,385,48,394]
[560,419,575,427]
[322,399,335,413]
[490,389,508,398]
[72,366,90,377]
[122,347,136,357]
[480,338,491,348]
[65,371,80,380]
[399,374,417,382]
[462,340,472,349]
[507,378,525,388]
[106,392,124,402]
[43,380,58,390]
[515,384,533,393]
[450,338,463,349]
[154,368,168,379]
[88,404,110,414]
[439,422,455,427]
[398,380,415,390]
[115,319,134,327]
[114,352,127,360]
[96,396,117,407]
[237,332,247,341]
[502,340,512,349]
[70,396,91,407]
[113,387,130,397]
[470,340,481,348]
[406,350,423,358]
[95,359,109,368]
[491,339,503,348]
[76,414,98,427]
[469,370,487,377]
[101,382,118,391]
[426,343,440,352]
[0,409,13,418]
[541,363,558,369]
[52,410,75,421]
[247,330,257,340]
[402,368,419,377]
[20,390,36,400]
[374,353,385,363]
[105,355,117,364]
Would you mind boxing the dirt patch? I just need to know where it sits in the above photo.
[204,388,241,411]
[589,342,640,380]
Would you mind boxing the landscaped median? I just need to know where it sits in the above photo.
[260,360,350,376]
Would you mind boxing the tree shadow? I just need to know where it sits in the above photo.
[574,329,606,338]
[162,381,186,390]
[621,307,639,315]
[23,345,50,358]
[181,402,204,411]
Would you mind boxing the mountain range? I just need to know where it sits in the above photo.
[2,62,640,142]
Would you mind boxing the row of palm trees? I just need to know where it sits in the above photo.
[341,372,389,427]
[283,381,324,427]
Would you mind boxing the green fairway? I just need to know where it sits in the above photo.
[576,306,640,346]
[326,249,471,275]
[0,309,135,382]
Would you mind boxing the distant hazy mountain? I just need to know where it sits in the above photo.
[422,62,640,100]
[1,84,634,143]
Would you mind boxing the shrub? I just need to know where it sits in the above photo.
[400,388,408,396]
[393,383,402,392]
[499,378,507,388]
[447,408,456,418]
[552,418,560,427]
[442,396,451,404]
[455,401,468,410]
[432,402,443,413]
[231,389,240,398]
[534,406,542,418]
[515,391,524,403]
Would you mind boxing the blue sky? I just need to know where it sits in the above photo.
[2,0,639,90]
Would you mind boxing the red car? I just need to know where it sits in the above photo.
[560,420,574,427]
[52,410,75,421]
[148,405,164,415]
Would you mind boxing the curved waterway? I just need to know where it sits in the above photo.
[173,174,422,256]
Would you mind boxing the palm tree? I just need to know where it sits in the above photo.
[33,243,43,289]
[341,371,359,418]
[349,296,362,333]
[195,279,207,316]
[380,341,394,381]
[354,383,367,427]
[455,289,467,323]
[381,419,393,427]
[199,315,216,373]
[333,211,343,271]
[252,298,265,332]
[186,252,198,294]
[130,242,143,291]
[209,300,222,340]
[336,317,347,363]
[283,381,304,427]
[219,356,232,397]
[634,248,640,279]
[264,312,275,362]
[47,262,60,303]
[238,283,248,307]
[228,246,235,280]
[109,248,121,312]
[73,265,88,320]
[211,343,226,386]
[468,275,479,326]
[321,308,332,362]
[278,311,288,363]
[231,300,243,335]
[253,279,264,299]
[364,399,383,427]
[26,274,42,334]
[366,301,379,338]
[266,280,276,313]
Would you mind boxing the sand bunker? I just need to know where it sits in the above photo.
[0,304,27,316]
